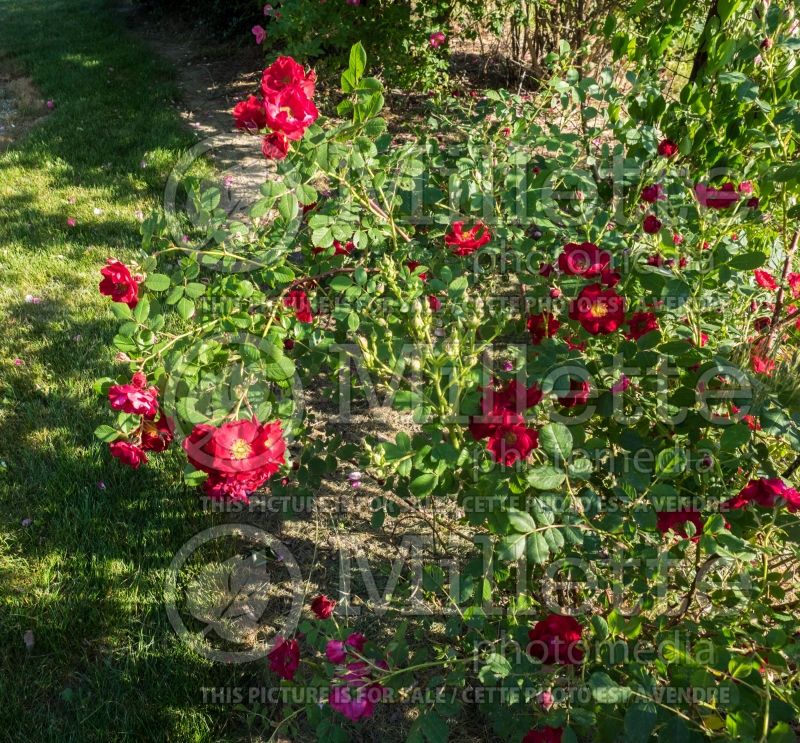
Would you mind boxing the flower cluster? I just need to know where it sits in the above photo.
[233,56,319,160]
[468,380,541,465]
[106,372,173,468]
[270,595,389,723]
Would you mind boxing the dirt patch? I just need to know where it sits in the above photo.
[0,67,49,151]
[120,2,268,208]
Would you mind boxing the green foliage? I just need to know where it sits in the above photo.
[96,5,800,733]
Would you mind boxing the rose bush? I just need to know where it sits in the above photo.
[96,4,800,740]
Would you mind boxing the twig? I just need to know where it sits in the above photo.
[766,228,800,352]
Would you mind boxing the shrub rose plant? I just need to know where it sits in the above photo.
[96,6,800,740]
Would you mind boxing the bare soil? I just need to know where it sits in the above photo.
[0,65,49,151]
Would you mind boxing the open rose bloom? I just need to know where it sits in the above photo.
[183,419,286,502]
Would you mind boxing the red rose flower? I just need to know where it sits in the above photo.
[99,259,140,308]
[568,283,626,335]
[731,405,761,431]
[109,440,148,469]
[625,311,659,340]
[557,379,591,408]
[267,636,300,680]
[261,56,316,99]
[656,510,705,539]
[494,380,543,411]
[185,418,286,477]
[262,131,290,160]
[311,594,336,619]
[527,312,561,345]
[600,268,621,286]
[329,660,387,721]
[695,182,740,209]
[284,289,313,323]
[140,412,174,452]
[445,221,491,256]
[313,240,354,256]
[264,86,319,140]
[750,354,775,375]
[754,269,777,290]
[738,181,754,194]
[754,316,771,331]
[528,613,584,665]
[557,242,610,277]
[723,478,800,513]
[641,184,666,203]
[183,418,286,502]
[108,373,160,418]
[233,95,268,131]
[427,295,442,312]
[643,214,662,234]
[468,380,542,439]
[523,728,563,743]
[486,417,539,466]
[787,272,800,299]
[657,138,678,157]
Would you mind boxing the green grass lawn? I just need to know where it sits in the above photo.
[0,1,255,740]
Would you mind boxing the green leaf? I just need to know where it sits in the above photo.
[419,711,449,743]
[539,423,573,461]
[448,276,468,294]
[94,425,120,443]
[507,508,536,533]
[349,42,367,83]
[144,273,170,292]
[720,422,751,450]
[588,671,632,704]
[655,448,686,479]
[767,723,796,743]
[624,703,658,743]
[591,615,609,641]
[498,533,526,561]
[608,609,644,638]
[410,473,437,497]
[478,653,512,682]
[176,297,195,320]
[525,532,549,564]
[177,397,209,426]
[329,275,353,291]
[526,465,566,490]
[728,251,766,269]
[717,0,740,24]
[567,457,593,480]
[278,193,298,223]
[109,302,132,320]
[262,348,296,382]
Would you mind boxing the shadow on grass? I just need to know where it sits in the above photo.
[0,0,267,740]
